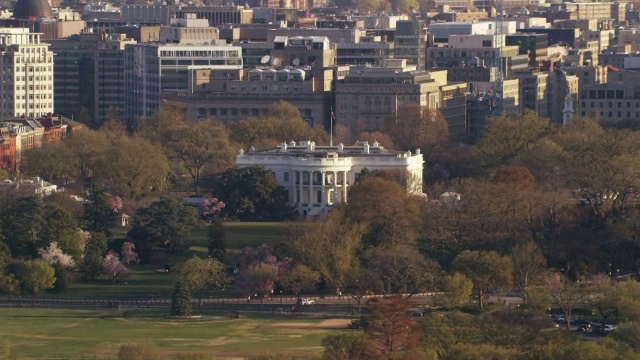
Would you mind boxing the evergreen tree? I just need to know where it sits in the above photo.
[84,191,118,237]
[81,232,108,280]
[207,219,226,261]
[170,281,193,316]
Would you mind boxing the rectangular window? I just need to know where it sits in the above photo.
[284,172,289,182]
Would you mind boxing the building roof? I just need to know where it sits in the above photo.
[243,140,421,158]
[12,0,53,19]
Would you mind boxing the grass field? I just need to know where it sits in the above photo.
[0,308,349,359]
[43,222,286,299]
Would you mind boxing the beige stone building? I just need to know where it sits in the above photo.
[578,70,640,122]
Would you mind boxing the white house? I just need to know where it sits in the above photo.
[236,140,424,216]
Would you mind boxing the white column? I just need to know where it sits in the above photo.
[321,171,326,206]
[343,170,348,203]
[333,171,338,204]
[309,170,314,205]
[290,171,296,204]
[298,171,304,206]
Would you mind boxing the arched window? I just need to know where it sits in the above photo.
[364,96,371,111]
[384,97,391,112]
[374,97,381,112]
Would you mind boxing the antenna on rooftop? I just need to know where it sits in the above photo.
[260,55,271,64]
[292,57,300,66]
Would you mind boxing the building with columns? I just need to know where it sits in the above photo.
[236,140,424,216]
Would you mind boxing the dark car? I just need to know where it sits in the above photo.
[576,319,593,328]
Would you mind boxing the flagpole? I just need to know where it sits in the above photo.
[330,107,333,147]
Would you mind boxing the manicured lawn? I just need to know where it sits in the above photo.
[0,308,347,359]
[43,222,286,299]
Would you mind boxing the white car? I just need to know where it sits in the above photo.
[300,298,315,305]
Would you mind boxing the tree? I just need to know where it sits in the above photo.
[37,242,75,268]
[0,195,42,257]
[382,105,448,152]
[177,256,227,305]
[21,142,74,182]
[81,232,108,280]
[345,268,384,312]
[235,250,290,304]
[165,120,233,196]
[589,274,622,326]
[64,128,108,186]
[452,251,513,309]
[170,281,193,317]
[213,166,288,221]
[120,242,139,265]
[321,333,368,360]
[544,272,585,331]
[346,176,421,248]
[103,252,129,282]
[512,242,546,304]
[18,259,56,298]
[474,110,549,169]
[40,204,82,259]
[127,197,195,262]
[83,191,118,237]
[364,296,423,360]
[440,273,473,309]
[491,166,535,191]
[0,273,20,296]
[363,246,441,296]
[93,136,170,199]
[282,264,320,300]
[207,219,226,261]
[235,262,281,304]
[389,0,418,12]
[290,209,365,294]
[199,198,225,223]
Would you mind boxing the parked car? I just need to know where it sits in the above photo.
[407,309,423,317]
[593,324,617,334]
[576,319,593,328]
[577,324,591,332]
[300,298,315,305]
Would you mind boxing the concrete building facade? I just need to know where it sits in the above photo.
[0,28,54,118]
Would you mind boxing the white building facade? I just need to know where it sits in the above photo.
[236,140,424,215]
[0,28,54,118]
[124,42,242,126]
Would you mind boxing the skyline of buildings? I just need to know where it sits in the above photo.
[0,0,639,161]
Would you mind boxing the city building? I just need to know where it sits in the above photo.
[335,59,443,131]
[173,6,253,27]
[48,32,136,126]
[3,0,85,40]
[235,140,424,215]
[0,116,67,171]
[578,69,640,123]
[124,42,243,127]
[122,3,170,25]
[394,20,427,70]
[162,35,344,124]
[0,28,54,118]
[159,14,219,44]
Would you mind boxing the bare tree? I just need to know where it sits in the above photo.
[544,273,585,331]
[512,242,546,304]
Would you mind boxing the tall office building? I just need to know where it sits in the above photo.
[124,43,243,126]
[394,20,427,70]
[0,28,54,118]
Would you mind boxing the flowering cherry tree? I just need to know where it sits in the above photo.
[199,198,225,222]
[109,196,123,214]
[120,242,139,265]
[235,245,291,304]
[38,242,75,268]
[103,252,129,281]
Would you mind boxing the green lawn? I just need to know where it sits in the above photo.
[0,308,347,359]
[43,222,286,299]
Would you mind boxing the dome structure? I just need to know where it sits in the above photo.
[13,0,53,19]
